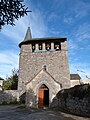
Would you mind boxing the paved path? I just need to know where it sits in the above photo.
[0,105,89,120]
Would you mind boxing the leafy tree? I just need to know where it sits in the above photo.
[3,68,18,90]
[3,80,12,90]
[0,0,31,29]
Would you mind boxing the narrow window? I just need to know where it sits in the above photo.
[46,42,51,51]
[32,44,35,52]
[39,43,42,50]
[54,42,61,51]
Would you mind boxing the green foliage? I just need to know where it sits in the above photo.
[68,84,90,99]
[3,80,12,90]
[3,68,18,90]
[0,0,31,29]
[57,84,90,99]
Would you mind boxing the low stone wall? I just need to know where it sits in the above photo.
[51,84,90,117]
[0,90,19,104]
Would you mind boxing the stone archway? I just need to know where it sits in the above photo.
[38,84,49,108]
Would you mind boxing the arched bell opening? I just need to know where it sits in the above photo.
[54,41,61,51]
[45,42,51,51]
[38,84,49,108]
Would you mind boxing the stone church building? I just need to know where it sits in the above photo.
[18,27,79,108]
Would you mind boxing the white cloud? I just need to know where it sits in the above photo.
[0,16,29,43]
[67,36,78,58]
[29,10,48,38]
[0,4,49,78]
[74,0,90,18]
[0,51,19,79]
[70,62,90,79]
[51,0,66,10]
[76,24,90,41]
[67,22,90,56]
[68,40,77,50]
[0,52,18,65]
[0,0,90,80]
[63,0,90,24]
[47,13,59,23]
[64,15,74,24]
[1,6,48,42]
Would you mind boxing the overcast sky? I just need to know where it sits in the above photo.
[0,0,90,79]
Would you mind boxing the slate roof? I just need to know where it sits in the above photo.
[19,27,67,48]
[70,74,81,80]
[24,26,32,41]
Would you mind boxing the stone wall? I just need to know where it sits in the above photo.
[18,40,70,92]
[51,84,90,117]
[0,90,19,104]
[26,69,61,107]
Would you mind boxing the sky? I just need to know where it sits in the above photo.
[0,0,90,79]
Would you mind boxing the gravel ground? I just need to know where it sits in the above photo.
[0,105,89,120]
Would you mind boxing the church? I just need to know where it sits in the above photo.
[18,27,80,108]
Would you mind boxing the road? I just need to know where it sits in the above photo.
[0,105,89,120]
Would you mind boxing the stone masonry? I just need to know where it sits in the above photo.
[18,27,70,108]
[51,84,90,117]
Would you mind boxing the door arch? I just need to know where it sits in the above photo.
[38,84,49,108]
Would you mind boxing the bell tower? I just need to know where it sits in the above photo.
[18,26,70,96]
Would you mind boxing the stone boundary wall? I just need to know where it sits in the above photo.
[0,90,19,104]
[51,84,90,117]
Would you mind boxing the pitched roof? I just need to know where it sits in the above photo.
[19,27,67,48]
[70,74,81,80]
[24,26,32,42]
[19,37,67,48]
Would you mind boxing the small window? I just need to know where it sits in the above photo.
[39,43,42,50]
[54,42,61,51]
[32,44,35,52]
[39,43,43,52]
[60,84,62,88]
[46,42,51,51]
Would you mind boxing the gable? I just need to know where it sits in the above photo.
[26,69,61,86]
[26,69,61,93]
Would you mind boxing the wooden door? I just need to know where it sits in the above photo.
[38,88,44,108]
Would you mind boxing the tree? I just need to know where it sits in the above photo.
[0,0,31,29]
[3,68,18,90]
[3,80,12,90]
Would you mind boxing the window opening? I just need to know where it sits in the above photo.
[46,42,51,51]
[54,42,61,51]
[32,44,35,52]
[39,43,42,52]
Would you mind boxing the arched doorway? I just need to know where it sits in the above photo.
[38,84,49,108]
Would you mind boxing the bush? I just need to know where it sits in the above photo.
[57,84,90,99]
